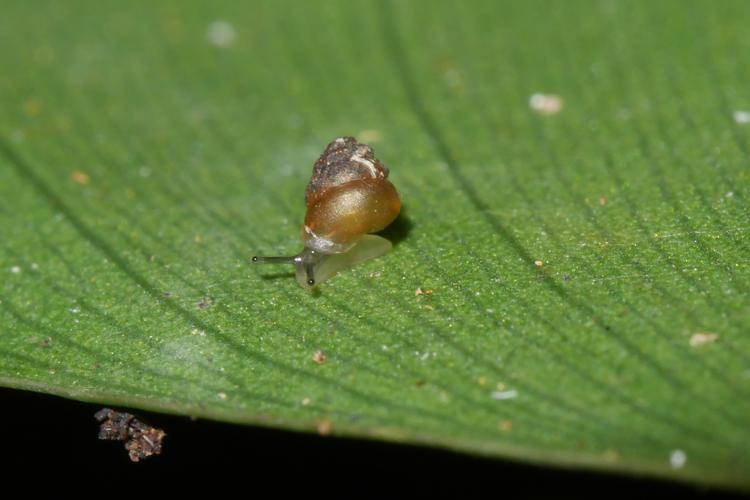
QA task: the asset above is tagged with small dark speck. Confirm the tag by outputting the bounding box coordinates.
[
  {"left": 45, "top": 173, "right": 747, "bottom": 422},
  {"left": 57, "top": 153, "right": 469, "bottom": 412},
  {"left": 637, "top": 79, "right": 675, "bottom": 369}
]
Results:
[
  {"left": 562, "top": 274, "right": 572, "bottom": 282},
  {"left": 162, "top": 292, "right": 173, "bottom": 299},
  {"left": 196, "top": 296, "right": 214, "bottom": 309},
  {"left": 39, "top": 338, "right": 52, "bottom": 348}
]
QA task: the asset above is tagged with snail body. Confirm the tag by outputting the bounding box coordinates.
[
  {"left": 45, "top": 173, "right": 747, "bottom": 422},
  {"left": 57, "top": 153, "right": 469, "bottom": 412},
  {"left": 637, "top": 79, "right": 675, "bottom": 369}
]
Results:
[{"left": 253, "top": 137, "right": 401, "bottom": 288}]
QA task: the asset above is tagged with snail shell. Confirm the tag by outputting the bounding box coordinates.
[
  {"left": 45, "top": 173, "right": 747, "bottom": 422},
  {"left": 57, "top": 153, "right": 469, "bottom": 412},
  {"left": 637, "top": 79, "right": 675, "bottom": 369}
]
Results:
[
  {"left": 302, "top": 137, "right": 401, "bottom": 254},
  {"left": 253, "top": 136, "right": 401, "bottom": 288}
]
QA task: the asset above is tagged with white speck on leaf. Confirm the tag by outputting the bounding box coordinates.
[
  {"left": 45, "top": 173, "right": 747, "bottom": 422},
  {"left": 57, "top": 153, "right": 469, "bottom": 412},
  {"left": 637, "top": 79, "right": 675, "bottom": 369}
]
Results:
[
  {"left": 529, "top": 93, "right": 564, "bottom": 115},
  {"left": 689, "top": 332, "right": 718, "bottom": 347},
  {"left": 10, "top": 266, "right": 21, "bottom": 274},
  {"left": 670, "top": 449, "right": 687, "bottom": 469},
  {"left": 218, "top": 392, "right": 228, "bottom": 400},
  {"left": 207, "top": 21, "right": 236, "bottom": 48},
  {"left": 733, "top": 110, "right": 750, "bottom": 124},
  {"left": 491, "top": 389, "right": 518, "bottom": 400}
]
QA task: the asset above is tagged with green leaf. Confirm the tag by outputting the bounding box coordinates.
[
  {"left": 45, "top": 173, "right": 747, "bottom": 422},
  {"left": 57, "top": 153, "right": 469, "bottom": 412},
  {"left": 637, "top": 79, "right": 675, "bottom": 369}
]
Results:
[{"left": 1, "top": 0, "right": 749, "bottom": 488}]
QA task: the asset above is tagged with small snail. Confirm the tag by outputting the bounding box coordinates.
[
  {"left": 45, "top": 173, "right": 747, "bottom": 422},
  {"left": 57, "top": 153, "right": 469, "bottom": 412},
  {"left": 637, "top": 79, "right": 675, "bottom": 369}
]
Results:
[{"left": 253, "top": 136, "right": 401, "bottom": 288}]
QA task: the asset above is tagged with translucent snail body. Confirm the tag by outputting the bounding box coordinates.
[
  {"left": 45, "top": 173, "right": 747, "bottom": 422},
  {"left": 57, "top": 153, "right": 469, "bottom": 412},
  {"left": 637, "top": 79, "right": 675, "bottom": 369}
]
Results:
[{"left": 253, "top": 137, "right": 401, "bottom": 288}]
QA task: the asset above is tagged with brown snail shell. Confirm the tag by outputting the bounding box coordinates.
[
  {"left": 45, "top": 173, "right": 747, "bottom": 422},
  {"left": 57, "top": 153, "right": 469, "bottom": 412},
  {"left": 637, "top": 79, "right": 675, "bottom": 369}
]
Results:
[{"left": 253, "top": 137, "right": 401, "bottom": 288}]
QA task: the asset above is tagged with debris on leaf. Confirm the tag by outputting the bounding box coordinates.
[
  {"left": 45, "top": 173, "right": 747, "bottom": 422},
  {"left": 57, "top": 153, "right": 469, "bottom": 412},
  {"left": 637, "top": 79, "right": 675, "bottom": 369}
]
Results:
[
  {"left": 733, "top": 110, "right": 750, "bottom": 125},
  {"left": 71, "top": 170, "right": 90, "bottom": 185},
  {"left": 24, "top": 98, "right": 42, "bottom": 117},
  {"left": 196, "top": 296, "right": 214, "bottom": 309},
  {"left": 534, "top": 260, "right": 544, "bottom": 267},
  {"left": 670, "top": 449, "right": 687, "bottom": 469},
  {"left": 491, "top": 389, "right": 518, "bottom": 400},
  {"left": 415, "top": 287, "right": 433, "bottom": 296},
  {"left": 94, "top": 408, "right": 166, "bottom": 462},
  {"left": 602, "top": 448, "right": 620, "bottom": 463},
  {"left": 689, "top": 332, "right": 718, "bottom": 347},
  {"left": 312, "top": 350, "right": 327, "bottom": 365},
  {"left": 206, "top": 20, "right": 236, "bottom": 48},
  {"left": 317, "top": 420, "right": 332, "bottom": 436},
  {"left": 529, "top": 93, "right": 563, "bottom": 115}
]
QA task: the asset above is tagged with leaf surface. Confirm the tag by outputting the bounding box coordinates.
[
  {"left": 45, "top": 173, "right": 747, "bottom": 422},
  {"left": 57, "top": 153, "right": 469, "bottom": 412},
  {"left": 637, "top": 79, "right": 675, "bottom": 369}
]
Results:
[{"left": 1, "top": 0, "right": 749, "bottom": 488}]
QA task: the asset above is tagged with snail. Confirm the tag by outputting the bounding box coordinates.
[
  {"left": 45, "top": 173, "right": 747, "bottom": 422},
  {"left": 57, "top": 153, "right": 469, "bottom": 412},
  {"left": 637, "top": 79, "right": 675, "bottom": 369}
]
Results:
[{"left": 253, "top": 136, "right": 401, "bottom": 288}]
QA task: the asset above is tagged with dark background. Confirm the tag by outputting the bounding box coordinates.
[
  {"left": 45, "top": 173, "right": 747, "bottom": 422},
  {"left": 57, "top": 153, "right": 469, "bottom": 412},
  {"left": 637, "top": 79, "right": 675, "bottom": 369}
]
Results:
[{"left": 1, "top": 387, "right": 746, "bottom": 497}]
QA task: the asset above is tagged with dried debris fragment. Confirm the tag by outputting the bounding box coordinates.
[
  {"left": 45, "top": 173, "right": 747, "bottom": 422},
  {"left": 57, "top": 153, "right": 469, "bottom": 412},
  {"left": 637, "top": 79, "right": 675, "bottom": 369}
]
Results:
[
  {"left": 498, "top": 420, "right": 513, "bottom": 432},
  {"left": 312, "top": 350, "right": 327, "bottom": 365},
  {"left": 689, "top": 332, "right": 718, "bottom": 347},
  {"left": 317, "top": 419, "right": 333, "bottom": 436},
  {"left": 94, "top": 408, "right": 166, "bottom": 462},
  {"left": 196, "top": 296, "right": 214, "bottom": 310},
  {"left": 71, "top": 170, "right": 90, "bottom": 185}
]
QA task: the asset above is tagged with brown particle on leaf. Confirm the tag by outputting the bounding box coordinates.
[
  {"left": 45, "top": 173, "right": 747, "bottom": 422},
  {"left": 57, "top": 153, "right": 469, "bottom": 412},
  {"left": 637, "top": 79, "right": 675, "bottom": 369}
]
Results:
[
  {"left": 599, "top": 196, "right": 609, "bottom": 206},
  {"left": 415, "top": 287, "right": 433, "bottom": 296},
  {"left": 317, "top": 420, "right": 332, "bottom": 436},
  {"left": 24, "top": 98, "right": 43, "bottom": 117},
  {"left": 498, "top": 420, "right": 513, "bottom": 432},
  {"left": 196, "top": 296, "right": 214, "bottom": 310},
  {"left": 71, "top": 170, "right": 90, "bottom": 185},
  {"left": 39, "top": 337, "right": 52, "bottom": 348},
  {"left": 477, "top": 376, "right": 488, "bottom": 386},
  {"left": 534, "top": 260, "right": 544, "bottom": 268},
  {"left": 94, "top": 408, "right": 166, "bottom": 462},
  {"left": 312, "top": 350, "right": 327, "bottom": 365},
  {"left": 602, "top": 448, "right": 620, "bottom": 463}
]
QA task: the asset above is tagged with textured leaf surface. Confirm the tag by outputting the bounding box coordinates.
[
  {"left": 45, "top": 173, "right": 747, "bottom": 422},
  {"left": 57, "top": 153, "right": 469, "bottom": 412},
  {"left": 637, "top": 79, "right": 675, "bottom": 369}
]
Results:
[{"left": 1, "top": 0, "right": 749, "bottom": 488}]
